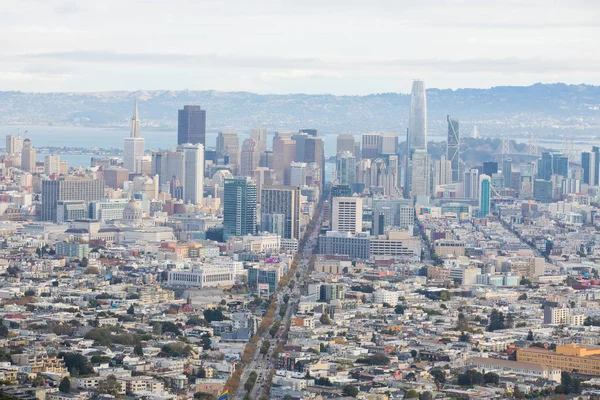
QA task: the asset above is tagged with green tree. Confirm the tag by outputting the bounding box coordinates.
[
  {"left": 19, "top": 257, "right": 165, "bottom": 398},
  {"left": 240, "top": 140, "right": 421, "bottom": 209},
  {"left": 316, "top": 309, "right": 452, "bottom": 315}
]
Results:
[
  {"left": 342, "top": 384, "right": 359, "bottom": 397},
  {"left": 404, "top": 389, "right": 419, "bottom": 399},
  {"left": 457, "top": 369, "right": 483, "bottom": 386},
  {"left": 459, "top": 332, "right": 471, "bottom": 342},
  {"left": 518, "top": 293, "right": 527, "bottom": 300},
  {"left": 203, "top": 308, "right": 225, "bottom": 323},
  {"left": 97, "top": 374, "right": 121, "bottom": 396},
  {"left": 59, "top": 352, "right": 94, "bottom": 376},
  {"left": 419, "top": 392, "right": 433, "bottom": 400},
  {"left": 80, "top": 257, "right": 89, "bottom": 268},
  {"left": 134, "top": 343, "right": 144, "bottom": 356},
  {"left": 0, "top": 324, "right": 9, "bottom": 339},
  {"left": 429, "top": 368, "right": 446, "bottom": 390},
  {"left": 526, "top": 330, "right": 534, "bottom": 341},
  {"left": 127, "top": 304, "right": 135, "bottom": 315},
  {"left": 260, "top": 339, "right": 270, "bottom": 355},
  {"left": 457, "top": 313, "right": 470, "bottom": 331},
  {"left": 58, "top": 377, "right": 71, "bottom": 393},
  {"left": 483, "top": 372, "right": 499, "bottom": 385},
  {"left": 513, "top": 385, "right": 525, "bottom": 399},
  {"left": 405, "top": 372, "right": 416, "bottom": 381},
  {"left": 395, "top": 304, "right": 405, "bottom": 315},
  {"left": 201, "top": 333, "right": 212, "bottom": 350},
  {"left": 319, "top": 313, "right": 331, "bottom": 325},
  {"left": 487, "top": 309, "right": 506, "bottom": 332}
]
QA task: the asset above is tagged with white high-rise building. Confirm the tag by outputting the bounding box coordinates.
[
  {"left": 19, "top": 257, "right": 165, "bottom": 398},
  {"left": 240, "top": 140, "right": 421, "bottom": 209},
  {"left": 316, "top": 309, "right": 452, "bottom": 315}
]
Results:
[
  {"left": 123, "top": 101, "right": 145, "bottom": 174},
  {"left": 332, "top": 197, "right": 363, "bottom": 234},
  {"left": 464, "top": 168, "right": 479, "bottom": 199},
  {"left": 182, "top": 143, "right": 205, "bottom": 204},
  {"left": 6, "top": 134, "right": 23, "bottom": 155},
  {"left": 408, "top": 80, "right": 427, "bottom": 151},
  {"left": 434, "top": 155, "right": 452, "bottom": 187},
  {"left": 44, "top": 154, "right": 61, "bottom": 175},
  {"left": 289, "top": 162, "right": 307, "bottom": 186},
  {"left": 411, "top": 149, "right": 429, "bottom": 197}
]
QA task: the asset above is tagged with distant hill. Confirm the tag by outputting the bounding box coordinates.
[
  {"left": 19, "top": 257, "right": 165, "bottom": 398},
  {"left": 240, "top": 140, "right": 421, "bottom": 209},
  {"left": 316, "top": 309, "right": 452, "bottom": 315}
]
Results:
[{"left": 1, "top": 83, "right": 600, "bottom": 140}]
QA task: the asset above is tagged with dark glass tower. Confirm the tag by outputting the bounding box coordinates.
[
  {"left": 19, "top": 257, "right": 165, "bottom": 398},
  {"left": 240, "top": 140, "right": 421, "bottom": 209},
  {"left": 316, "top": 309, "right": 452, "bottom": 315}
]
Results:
[
  {"left": 178, "top": 105, "right": 206, "bottom": 146},
  {"left": 447, "top": 115, "right": 460, "bottom": 182}
]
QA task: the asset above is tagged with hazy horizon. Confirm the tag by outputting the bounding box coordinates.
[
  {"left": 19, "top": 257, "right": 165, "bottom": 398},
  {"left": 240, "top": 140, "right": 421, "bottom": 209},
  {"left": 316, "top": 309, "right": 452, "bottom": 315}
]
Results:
[{"left": 3, "top": 0, "right": 599, "bottom": 94}]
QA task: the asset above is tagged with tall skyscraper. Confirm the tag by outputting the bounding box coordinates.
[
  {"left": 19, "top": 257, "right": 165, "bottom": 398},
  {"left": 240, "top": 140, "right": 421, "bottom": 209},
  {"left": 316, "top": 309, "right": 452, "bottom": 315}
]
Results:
[
  {"left": 336, "top": 151, "right": 356, "bottom": 186},
  {"left": 21, "top": 138, "right": 36, "bottom": 172},
  {"left": 502, "top": 158, "right": 513, "bottom": 189},
  {"left": 464, "top": 168, "right": 479, "bottom": 199},
  {"left": 305, "top": 137, "right": 325, "bottom": 187},
  {"left": 337, "top": 134, "right": 355, "bottom": 155},
  {"left": 216, "top": 131, "right": 240, "bottom": 174},
  {"left": 299, "top": 128, "right": 318, "bottom": 137},
  {"left": 44, "top": 154, "right": 60, "bottom": 176},
  {"left": 411, "top": 149, "right": 429, "bottom": 197},
  {"left": 151, "top": 149, "right": 184, "bottom": 187},
  {"left": 41, "top": 177, "right": 105, "bottom": 222},
  {"left": 433, "top": 155, "right": 452, "bottom": 187},
  {"left": 250, "top": 128, "right": 268, "bottom": 155},
  {"left": 361, "top": 133, "right": 380, "bottom": 159},
  {"left": 537, "top": 152, "right": 553, "bottom": 180},
  {"left": 408, "top": 80, "right": 427, "bottom": 151},
  {"left": 224, "top": 177, "right": 257, "bottom": 238},
  {"left": 178, "top": 105, "right": 206, "bottom": 146},
  {"left": 272, "top": 138, "right": 296, "bottom": 185},
  {"left": 182, "top": 143, "right": 205, "bottom": 205},
  {"left": 124, "top": 101, "right": 145, "bottom": 174},
  {"left": 6, "top": 134, "right": 23, "bottom": 155},
  {"left": 447, "top": 115, "right": 460, "bottom": 182},
  {"left": 261, "top": 185, "right": 301, "bottom": 239},
  {"left": 332, "top": 197, "right": 363, "bottom": 234},
  {"left": 582, "top": 151, "right": 596, "bottom": 185},
  {"left": 240, "top": 138, "right": 259, "bottom": 177},
  {"left": 479, "top": 174, "right": 491, "bottom": 217}
]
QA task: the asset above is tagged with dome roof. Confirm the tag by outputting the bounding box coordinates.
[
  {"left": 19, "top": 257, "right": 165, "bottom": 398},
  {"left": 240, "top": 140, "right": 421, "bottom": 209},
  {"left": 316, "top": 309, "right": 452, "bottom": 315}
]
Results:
[{"left": 123, "top": 198, "right": 142, "bottom": 222}]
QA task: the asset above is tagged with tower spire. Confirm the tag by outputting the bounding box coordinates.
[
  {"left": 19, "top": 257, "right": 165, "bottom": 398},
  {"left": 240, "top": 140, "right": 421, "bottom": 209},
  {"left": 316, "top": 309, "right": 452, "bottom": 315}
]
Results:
[{"left": 130, "top": 100, "right": 141, "bottom": 138}]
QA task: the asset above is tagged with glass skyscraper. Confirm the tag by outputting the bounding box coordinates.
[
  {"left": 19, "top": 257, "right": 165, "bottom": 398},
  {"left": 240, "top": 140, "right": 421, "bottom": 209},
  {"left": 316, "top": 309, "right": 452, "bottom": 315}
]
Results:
[
  {"left": 479, "top": 174, "right": 491, "bottom": 217},
  {"left": 178, "top": 105, "right": 206, "bottom": 146},
  {"left": 223, "top": 177, "right": 257, "bottom": 238}
]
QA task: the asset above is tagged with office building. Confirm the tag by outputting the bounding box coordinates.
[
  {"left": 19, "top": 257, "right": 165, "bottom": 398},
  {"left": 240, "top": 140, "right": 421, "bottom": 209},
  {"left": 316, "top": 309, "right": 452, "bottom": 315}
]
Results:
[
  {"left": 299, "top": 128, "right": 317, "bottom": 137},
  {"left": 552, "top": 153, "right": 569, "bottom": 177},
  {"left": 223, "top": 177, "right": 257, "bottom": 238},
  {"left": 479, "top": 174, "right": 491, "bottom": 217},
  {"left": 502, "top": 158, "right": 512, "bottom": 188},
  {"left": 181, "top": 144, "right": 204, "bottom": 205},
  {"left": 216, "top": 131, "right": 239, "bottom": 173},
  {"left": 151, "top": 149, "right": 184, "bottom": 187},
  {"left": 248, "top": 266, "right": 281, "bottom": 294},
  {"left": 89, "top": 198, "right": 130, "bottom": 221},
  {"left": 240, "top": 138, "right": 259, "bottom": 177},
  {"left": 167, "top": 267, "right": 235, "bottom": 288},
  {"left": 483, "top": 161, "right": 498, "bottom": 176},
  {"left": 304, "top": 137, "right": 325, "bottom": 186},
  {"left": 447, "top": 115, "right": 460, "bottom": 182},
  {"left": 272, "top": 138, "right": 296, "bottom": 185},
  {"left": 464, "top": 169, "right": 479, "bottom": 199},
  {"left": 332, "top": 197, "right": 363, "bottom": 234},
  {"left": 408, "top": 80, "right": 427, "bottom": 151},
  {"left": 336, "top": 134, "right": 355, "bottom": 155},
  {"left": 433, "top": 155, "right": 452, "bottom": 187},
  {"left": 56, "top": 200, "right": 88, "bottom": 223},
  {"left": 6, "top": 134, "right": 23, "bottom": 155},
  {"left": 250, "top": 128, "right": 268, "bottom": 155},
  {"left": 261, "top": 185, "right": 301, "bottom": 239},
  {"left": 177, "top": 105, "right": 206, "bottom": 146},
  {"left": 533, "top": 179, "right": 553, "bottom": 203},
  {"left": 373, "top": 199, "right": 414, "bottom": 234},
  {"left": 361, "top": 133, "right": 380, "bottom": 159},
  {"left": 21, "top": 139, "right": 36, "bottom": 173},
  {"left": 41, "top": 178, "right": 104, "bottom": 222},
  {"left": 543, "top": 305, "right": 584, "bottom": 325},
  {"left": 104, "top": 167, "right": 130, "bottom": 190},
  {"left": 336, "top": 151, "right": 356, "bottom": 186},
  {"left": 253, "top": 167, "right": 275, "bottom": 200},
  {"left": 44, "top": 154, "right": 60, "bottom": 176},
  {"left": 582, "top": 151, "right": 596, "bottom": 185},
  {"left": 289, "top": 162, "right": 307, "bottom": 186},
  {"left": 123, "top": 101, "right": 145, "bottom": 174},
  {"left": 317, "top": 231, "right": 371, "bottom": 260},
  {"left": 378, "top": 132, "right": 398, "bottom": 155},
  {"left": 411, "top": 149, "right": 429, "bottom": 197}
]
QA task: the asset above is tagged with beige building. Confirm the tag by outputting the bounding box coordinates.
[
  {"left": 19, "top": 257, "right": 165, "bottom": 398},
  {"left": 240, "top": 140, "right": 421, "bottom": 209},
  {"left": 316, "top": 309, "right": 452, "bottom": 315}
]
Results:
[{"left": 332, "top": 197, "right": 362, "bottom": 234}]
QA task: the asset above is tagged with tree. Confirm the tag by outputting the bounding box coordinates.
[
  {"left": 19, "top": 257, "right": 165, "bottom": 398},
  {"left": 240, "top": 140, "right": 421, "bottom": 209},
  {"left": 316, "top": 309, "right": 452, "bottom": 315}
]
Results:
[
  {"left": 342, "top": 385, "right": 359, "bottom": 397},
  {"left": 134, "top": 343, "right": 144, "bottom": 356},
  {"left": 419, "top": 392, "right": 433, "bottom": 400},
  {"left": 483, "top": 372, "right": 499, "bottom": 385},
  {"left": 526, "top": 330, "right": 534, "bottom": 341},
  {"left": 24, "top": 290, "right": 35, "bottom": 297},
  {"left": 59, "top": 352, "right": 95, "bottom": 376},
  {"left": 487, "top": 309, "right": 506, "bottom": 332},
  {"left": 404, "top": 389, "right": 419, "bottom": 399},
  {"left": 513, "top": 385, "right": 525, "bottom": 399},
  {"left": 80, "top": 257, "right": 89, "bottom": 268},
  {"left": 405, "top": 372, "right": 416, "bottom": 381},
  {"left": 201, "top": 333, "right": 212, "bottom": 350},
  {"left": 58, "top": 377, "right": 71, "bottom": 393},
  {"left": 395, "top": 304, "right": 405, "bottom": 315},
  {"left": 314, "top": 377, "right": 332, "bottom": 386},
  {"left": 555, "top": 371, "right": 581, "bottom": 395},
  {"left": 319, "top": 313, "right": 331, "bottom": 325},
  {"left": 97, "top": 374, "right": 121, "bottom": 396},
  {"left": 518, "top": 293, "right": 528, "bottom": 300},
  {"left": 84, "top": 266, "right": 99, "bottom": 274},
  {"left": 457, "top": 313, "right": 469, "bottom": 332},
  {"left": 260, "top": 339, "right": 270, "bottom": 355},
  {"left": 203, "top": 308, "right": 225, "bottom": 323},
  {"left": 410, "top": 350, "right": 418, "bottom": 358},
  {"left": 459, "top": 332, "right": 471, "bottom": 342},
  {"left": 458, "top": 369, "right": 483, "bottom": 386},
  {"left": 505, "top": 313, "right": 515, "bottom": 329},
  {"left": 429, "top": 368, "right": 446, "bottom": 390},
  {"left": 0, "top": 324, "right": 9, "bottom": 339},
  {"left": 127, "top": 304, "right": 135, "bottom": 315},
  {"left": 319, "top": 343, "right": 326, "bottom": 353}
]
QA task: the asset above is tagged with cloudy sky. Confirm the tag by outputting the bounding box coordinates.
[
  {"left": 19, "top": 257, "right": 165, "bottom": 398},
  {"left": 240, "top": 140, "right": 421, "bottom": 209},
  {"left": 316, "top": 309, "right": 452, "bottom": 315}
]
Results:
[{"left": 2, "top": 0, "right": 599, "bottom": 94}]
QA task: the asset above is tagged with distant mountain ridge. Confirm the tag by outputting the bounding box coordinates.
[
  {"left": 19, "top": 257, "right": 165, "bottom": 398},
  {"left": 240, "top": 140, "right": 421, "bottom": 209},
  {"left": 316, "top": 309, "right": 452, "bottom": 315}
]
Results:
[{"left": 1, "top": 83, "right": 599, "bottom": 138}]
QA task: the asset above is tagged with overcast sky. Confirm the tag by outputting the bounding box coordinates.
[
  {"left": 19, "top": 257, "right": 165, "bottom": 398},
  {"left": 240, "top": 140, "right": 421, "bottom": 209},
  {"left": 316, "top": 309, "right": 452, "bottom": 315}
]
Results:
[{"left": 2, "top": 0, "right": 599, "bottom": 94}]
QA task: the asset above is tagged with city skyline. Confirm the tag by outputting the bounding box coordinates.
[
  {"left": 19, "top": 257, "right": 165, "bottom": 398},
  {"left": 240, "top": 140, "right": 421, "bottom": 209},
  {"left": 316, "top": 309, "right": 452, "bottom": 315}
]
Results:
[{"left": 2, "top": 1, "right": 600, "bottom": 94}]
